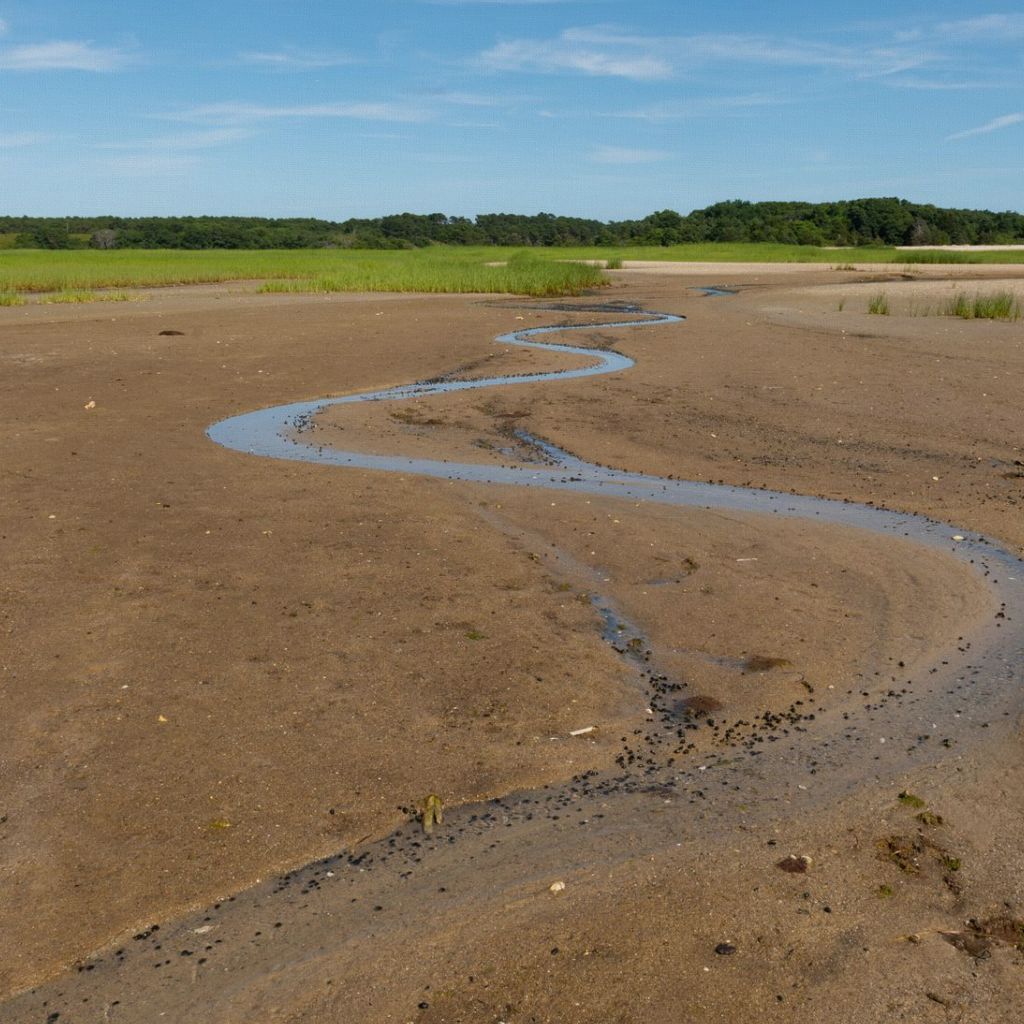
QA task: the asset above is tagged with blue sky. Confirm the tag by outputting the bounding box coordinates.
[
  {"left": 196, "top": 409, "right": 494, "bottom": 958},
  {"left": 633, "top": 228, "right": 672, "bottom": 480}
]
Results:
[{"left": 1, "top": 1, "right": 1022, "bottom": 218}]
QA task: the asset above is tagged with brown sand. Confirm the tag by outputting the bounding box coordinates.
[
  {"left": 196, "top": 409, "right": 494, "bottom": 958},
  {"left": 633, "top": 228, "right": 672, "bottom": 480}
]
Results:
[{"left": 1, "top": 266, "right": 1022, "bottom": 1020}]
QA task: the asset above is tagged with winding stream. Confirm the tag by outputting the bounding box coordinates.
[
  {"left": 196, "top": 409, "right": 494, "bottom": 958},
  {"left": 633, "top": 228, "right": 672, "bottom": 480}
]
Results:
[{"left": 7, "top": 298, "right": 1023, "bottom": 1021}]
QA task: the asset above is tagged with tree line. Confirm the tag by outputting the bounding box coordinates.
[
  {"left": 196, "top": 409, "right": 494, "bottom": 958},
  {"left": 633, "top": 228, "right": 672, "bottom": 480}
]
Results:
[{"left": 2, "top": 198, "right": 1022, "bottom": 250}]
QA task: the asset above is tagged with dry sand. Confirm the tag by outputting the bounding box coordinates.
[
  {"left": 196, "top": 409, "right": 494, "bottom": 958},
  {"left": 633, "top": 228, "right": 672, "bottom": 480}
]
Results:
[{"left": 1, "top": 264, "right": 1022, "bottom": 1021}]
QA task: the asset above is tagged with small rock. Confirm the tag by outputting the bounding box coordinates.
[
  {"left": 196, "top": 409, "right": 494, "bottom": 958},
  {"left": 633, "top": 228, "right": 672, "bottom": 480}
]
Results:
[
  {"left": 714, "top": 942, "right": 737, "bottom": 956},
  {"left": 84, "top": 400, "right": 96, "bottom": 410},
  {"left": 549, "top": 881, "right": 566, "bottom": 893},
  {"left": 158, "top": 330, "right": 185, "bottom": 336}
]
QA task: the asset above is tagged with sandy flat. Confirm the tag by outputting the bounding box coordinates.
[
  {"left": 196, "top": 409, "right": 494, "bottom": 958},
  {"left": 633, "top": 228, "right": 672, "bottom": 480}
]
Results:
[{"left": 1, "top": 265, "right": 1022, "bottom": 1022}]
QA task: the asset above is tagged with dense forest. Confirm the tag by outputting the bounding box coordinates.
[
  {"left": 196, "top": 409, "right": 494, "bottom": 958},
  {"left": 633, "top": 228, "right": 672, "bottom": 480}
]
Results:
[{"left": 2, "top": 198, "right": 1023, "bottom": 250}]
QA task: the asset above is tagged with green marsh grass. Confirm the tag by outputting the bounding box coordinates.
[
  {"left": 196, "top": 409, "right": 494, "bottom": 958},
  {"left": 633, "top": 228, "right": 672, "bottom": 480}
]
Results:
[
  {"left": 900, "top": 250, "right": 983, "bottom": 264},
  {"left": 868, "top": 293, "right": 891, "bottom": 315},
  {"left": 544, "top": 243, "right": 1024, "bottom": 265},
  {"left": 2, "top": 244, "right": 1022, "bottom": 300},
  {"left": 0, "top": 292, "right": 25, "bottom": 306},
  {"left": 257, "top": 252, "right": 605, "bottom": 297},
  {"left": 0, "top": 248, "right": 605, "bottom": 297}
]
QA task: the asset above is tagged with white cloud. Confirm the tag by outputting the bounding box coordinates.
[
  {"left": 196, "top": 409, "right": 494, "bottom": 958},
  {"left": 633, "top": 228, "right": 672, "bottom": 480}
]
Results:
[
  {"left": 591, "top": 145, "right": 668, "bottom": 164},
  {"left": 420, "top": 90, "right": 507, "bottom": 107},
  {"left": 946, "top": 112, "right": 1024, "bottom": 141},
  {"left": 95, "top": 153, "right": 199, "bottom": 176},
  {"left": 238, "top": 48, "right": 357, "bottom": 70},
  {"left": 478, "top": 27, "right": 931, "bottom": 81},
  {"left": 426, "top": 1, "right": 591, "bottom": 5},
  {"left": 480, "top": 37, "right": 672, "bottom": 80},
  {"left": 0, "top": 40, "right": 133, "bottom": 72},
  {"left": 881, "top": 77, "right": 1000, "bottom": 91},
  {"left": 612, "top": 93, "right": 778, "bottom": 122},
  {"left": 96, "top": 128, "right": 255, "bottom": 151},
  {"left": 0, "top": 131, "right": 53, "bottom": 148},
  {"left": 935, "top": 14, "right": 1024, "bottom": 39},
  {"left": 162, "top": 101, "right": 430, "bottom": 125}
]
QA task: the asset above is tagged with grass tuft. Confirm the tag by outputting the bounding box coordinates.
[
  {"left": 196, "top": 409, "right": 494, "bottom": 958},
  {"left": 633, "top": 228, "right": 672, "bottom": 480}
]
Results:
[
  {"left": 0, "top": 291, "right": 26, "bottom": 306},
  {"left": 897, "top": 791, "right": 926, "bottom": 809},
  {"left": 40, "top": 290, "right": 142, "bottom": 304},
  {"left": 868, "top": 293, "right": 890, "bottom": 315},
  {"left": 941, "top": 290, "right": 1021, "bottom": 321}
]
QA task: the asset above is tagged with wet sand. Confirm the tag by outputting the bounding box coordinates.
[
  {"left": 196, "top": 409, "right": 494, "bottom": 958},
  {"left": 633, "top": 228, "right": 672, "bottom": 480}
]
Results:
[{"left": 1, "top": 265, "right": 1023, "bottom": 1021}]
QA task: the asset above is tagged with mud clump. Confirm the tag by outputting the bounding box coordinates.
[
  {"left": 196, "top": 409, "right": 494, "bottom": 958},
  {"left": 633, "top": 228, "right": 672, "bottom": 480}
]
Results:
[
  {"left": 941, "top": 916, "right": 1024, "bottom": 959},
  {"left": 743, "top": 655, "right": 792, "bottom": 673},
  {"left": 776, "top": 854, "right": 813, "bottom": 874},
  {"left": 678, "top": 695, "right": 724, "bottom": 718}
]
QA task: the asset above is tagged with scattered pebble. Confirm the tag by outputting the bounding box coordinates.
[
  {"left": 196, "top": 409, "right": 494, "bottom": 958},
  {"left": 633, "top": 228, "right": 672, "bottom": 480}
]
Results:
[{"left": 549, "top": 881, "right": 566, "bottom": 893}]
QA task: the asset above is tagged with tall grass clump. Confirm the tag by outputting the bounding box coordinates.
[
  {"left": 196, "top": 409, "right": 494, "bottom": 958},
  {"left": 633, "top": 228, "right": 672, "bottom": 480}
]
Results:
[
  {"left": 605, "top": 256, "right": 624, "bottom": 270},
  {"left": 0, "top": 292, "right": 25, "bottom": 306},
  {"left": 868, "top": 293, "right": 890, "bottom": 315},
  {"left": 942, "top": 291, "right": 1021, "bottom": 321}
]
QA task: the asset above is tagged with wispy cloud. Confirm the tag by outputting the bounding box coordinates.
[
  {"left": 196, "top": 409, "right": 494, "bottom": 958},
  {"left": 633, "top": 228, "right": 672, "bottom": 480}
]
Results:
[
  {"left": 94, "top": 153, "right": 199, "bottom": 176},
  {"left": 0, "top": 40, "right": 134, "bottom": 72},
  {"left": 426, "top": 1, "right": 593, "bottom": 5},
  {"left": 880, "top": 76, "right": 1000, "bottom": 91},
  {"left": 0, "top": 131, "right": 54, "bottom": 148},
  {"left": 162, "top": 101, "right": 430, "bottom": 125},
  {"left": 480, "top": 35, "right": 672, "bottom": 80},
  {"left": 237, "top": 48, "right": 358, "bottom": 70},
  {"left": 96, "top": 128, "right": 255, "bottom": 151},
  {"left": 612, "top": 92, "right": 778, "bottom": 122},
  {"left": 478, "top": 27, "right": 931, "bottom": 81},
  {"left": 947, "top": 113, "right": 1024, "bottom": 141},
  {"left": 591, "top": 145, "right": 668, "bottom": 164},
  {"left": 417, "top": 89, "right": 508, "bottom": 107},
  {"left": 935, "top": 14, "right": 1024, "bottom": 40}
]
